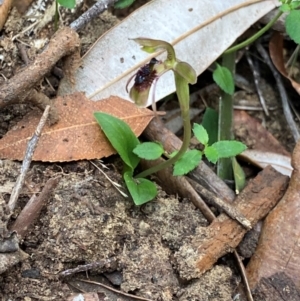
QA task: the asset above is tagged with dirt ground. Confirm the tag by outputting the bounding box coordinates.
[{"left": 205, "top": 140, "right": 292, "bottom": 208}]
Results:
[{"left": 0, "top": 1, "right": 297, "bottom": 301}]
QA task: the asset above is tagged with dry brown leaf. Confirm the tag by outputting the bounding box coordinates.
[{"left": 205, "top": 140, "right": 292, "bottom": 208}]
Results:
[
  {"left": 0, "top": 93, "right": 154, "bottom": 162},
  {"left": 234, "top": 110, "right": 290, "bottom": 156},
  {"left": 246, "top": 140, "right": 300, "bottom": 290},
  {"left": 269, "top": 32, "right": 300, "bottom": 95}
]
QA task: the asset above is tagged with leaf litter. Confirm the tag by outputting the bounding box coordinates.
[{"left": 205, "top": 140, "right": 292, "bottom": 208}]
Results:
[
  {"left": 1, "top": 0, "right": 300, "bottom": 300},
  {"left": 0, "top": 93, "right": 154, "bottom": 162}
]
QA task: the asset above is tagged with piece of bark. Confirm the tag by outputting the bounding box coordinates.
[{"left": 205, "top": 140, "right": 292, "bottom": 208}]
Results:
[
  {"left": 174, "top": 165, "right": 288, "bottom": 280},
  {"left": 187, "top": 177, "right": 251, "bottom": 230},
  {"left": 252, "top": 272, "right": 300, "bottom": 301},
  {"left": 0, "top": 0, "right": 12, "bottom": 30},
  {"left": 143, "top": 118, "right": 235, "bottom": 201},
  {"left": 0, "top": 26, "right": 80, "bottom": 109},
  {"left": 246, "top": 140, "right": 300, "bottom": 290}
]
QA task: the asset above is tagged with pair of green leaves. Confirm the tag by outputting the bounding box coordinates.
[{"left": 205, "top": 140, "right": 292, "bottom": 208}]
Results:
[
  {"left": 133, "top": 123, "right": 246, "bottom": 176},
  {"left": 94, "top": 112, "right": 157, "bottom": 206},
  {"left": 94, "top": 111, "right": 246, "bottom": 205}
]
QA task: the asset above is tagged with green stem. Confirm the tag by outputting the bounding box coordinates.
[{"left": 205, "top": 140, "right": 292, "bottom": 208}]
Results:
[
  {"left": 135, "top": 75, "right": 191, "bottom": 179},
  {"left": 224, "top": 10, "right": 283, "bottom": 55},
  {"left": 217, "top": 51, "right": 236, "bottom": 180}
]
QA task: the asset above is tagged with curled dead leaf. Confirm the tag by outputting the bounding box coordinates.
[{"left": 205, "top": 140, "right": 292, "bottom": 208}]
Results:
[{"left": 269, "top": 32, "right": 300, "bottom": 95}]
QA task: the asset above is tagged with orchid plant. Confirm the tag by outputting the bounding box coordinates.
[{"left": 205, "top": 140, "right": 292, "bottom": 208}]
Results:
[{"left": 95, "top": 38, "right": 246, "bottom": 205}]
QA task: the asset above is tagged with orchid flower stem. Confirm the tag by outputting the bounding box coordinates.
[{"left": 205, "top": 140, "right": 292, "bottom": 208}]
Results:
[
  {"left": 217, "top": 51, "right": 236, "bottom": 180},
  {"left": 224, "top": 10, "right": 283, "bottom": 55},
  {"left": 135, "top": 75, "right": 191, "bottom": 179}
]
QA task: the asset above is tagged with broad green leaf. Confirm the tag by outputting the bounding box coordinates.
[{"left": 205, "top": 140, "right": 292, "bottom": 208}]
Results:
[
  {"left": 232, "top": 157, "right": 246, "bottom": 194},
  {"left": 204, "top": 145, "right": 219, "bottom": 164},
  {"left": 173, "top": 149, "right": 202, "bottom": 176},
  {"left": 193, "top": 123, "right": 209, "bottom": 145},
  {"left": 213, "top": 63, "right": 235, "bottom": 95},
  {"left": 202, "top": 108, "right": 218, "bottom": 145},
  {"left": 133, "top": 142, "right": 164, "bottom": 160},
  {"left": 114, "top": 0, "right": 135, "bottom": 9},
  {"left": 285, "top": 10, "right": 300, "bottom": 44},
  {"left": 57, "top": 0, "right": 76, "bottom": 8},
  {"left": 94, "top": 112, "right": 140, "bottom": 169},
  {"left": 211, "top": 140, "right": 247, "bottom": 159},
  {"left": 124, "top": 171, "right": 157, "bottom": 205},
  {"left": 173, "top": 61, "right": 197, "bottom": 84}
]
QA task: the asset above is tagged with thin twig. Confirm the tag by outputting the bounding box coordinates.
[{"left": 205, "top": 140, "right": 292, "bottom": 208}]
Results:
[
  {"left": 233, "top": 250, "right": 254, "bottom": 301},
  {"left": 78, "top": 279, "right": 154, "bottom": 301},
  {"left": 8, "top": 105, "right": 50, "bottom": 211},
  {"left": 245, "top": 51, "right": 269, "bottom": 116},
  {"left": 256, "top": 42, "right": 300, "bottom": 142},
  {"left": 89, "top": 160, "right": 128, "bottom": 197},
  {"left": 187, "top": 178, "right": 252, "bottom": 230},
  {"left": 60, "top": 258, "right": 115, "bottom": 277},
  {"left": 70, "top": 0, "right": 119, "bottom": 32}
]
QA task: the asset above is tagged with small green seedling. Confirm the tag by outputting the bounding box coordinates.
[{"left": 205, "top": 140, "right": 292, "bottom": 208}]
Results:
[
  {"left": 95, "top": 39, "right": 246, "bottom": 205},
  {"left": 56, "top": 0, "right": 75, "bottom": 8},
  {"left": 114, "top": 0, "right": 136, "bottom": 9},
  {"left": 54, "top": 0, "right": 76, "bottom": 30}
]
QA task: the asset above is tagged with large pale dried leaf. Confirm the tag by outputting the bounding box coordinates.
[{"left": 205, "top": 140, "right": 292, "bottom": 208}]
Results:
[
  {"left": 0, "top": 93, "right": 154, "bottom": 162},
  {"left": 58, "top": 0, "right": 279, "bottom": 106},
  {"left": 246, "top": 140, "right": 300, "bottom": 290},
  {"left": 240, "top": 150, "right": 292, "bottom": 176},
  {"left": 269, "top": 32, "right": 300, "bottom": 95}
]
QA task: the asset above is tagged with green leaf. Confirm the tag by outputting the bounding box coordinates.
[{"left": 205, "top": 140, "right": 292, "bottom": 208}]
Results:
[
  {"left": 173, "top": 150, "right": 202, "bottom": 176},
  {"left": 193, "top": 123, "right": 209, "bottom": 145},
  {"left": 285, "top": 10, "right": 300, "bottom": 44},
  {"left": 202, "top": 108, "right": 218, "bottom": 145},
  {"left": 56, "top": 0, "right": 76, "bottom": 8},
  {"left": 204, "top": 145, "right": 219, "bottom": 164},
  {"left": 290, "top": 1, "right": 300, "bottom": 9},
  {"left": 213, "top": 63, "right": 235, "bottom": 95},
  {"left": 173, "top": 61, "right": 197, "bottom": 84},
  {"left": 114, "top": 0, "right": 135, "bottom": 9},
  {"left": 280, "top": 3, "right": 292, "bottom": 11},
  {"left": 94, "top": 112, "right": 140, "bottom": 169},
  {"left": 133, "top": 142, "right": 164, "bottom": 160},
  {"left": 211, "top": 140, "right": 247, "bottom": 159},
  {"left": 124, "top": 171, "right": 157, "bottom": 205},
  {"left": 232, "top": 157, "right": 246, "bottom": 194}
]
